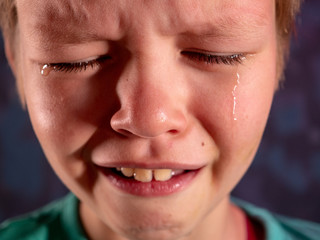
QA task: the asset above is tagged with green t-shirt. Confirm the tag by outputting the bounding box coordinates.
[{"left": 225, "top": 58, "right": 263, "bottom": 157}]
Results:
[
  {"left": 233, "top": 198, "right": 320, "bottom": 240},
  {"left": 0, "top": 194, "right": 87, "bottom": 240},
  {"left": 1, "top": 193, "right": 320, "bottom": 239}
]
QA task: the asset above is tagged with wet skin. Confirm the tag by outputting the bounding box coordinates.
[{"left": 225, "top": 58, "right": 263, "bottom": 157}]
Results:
[{"left": 8, "top": 0, "right": 277, "bottom": 239}]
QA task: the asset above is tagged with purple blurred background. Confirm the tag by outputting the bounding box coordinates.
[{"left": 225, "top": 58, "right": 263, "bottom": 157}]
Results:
[{"left": 1, "top": 0, "right": 320, "bottom": 223}]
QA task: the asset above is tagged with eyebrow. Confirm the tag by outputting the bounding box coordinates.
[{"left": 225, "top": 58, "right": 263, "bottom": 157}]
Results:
[
  {"left": 179, "top": 11, "right": 269, "bottom": 41},
  {"left": 34, "top": 21, "right": 267, "bottom": 53},
  {"left": 29, "top": 3, "right": 269, "bottom": 52},
  {"left": 25, "top": 6, "right": 109, "bottom": 52},
  {"left": 29, "top": 21, "right": 104, "bottom": 48}
]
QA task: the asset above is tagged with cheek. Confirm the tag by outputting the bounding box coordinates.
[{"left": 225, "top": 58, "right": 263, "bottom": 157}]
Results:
[
  {"left": 190, "top": 51, "right": 277, "bottom": 172},
  {"left": 234, "top": 52, "right": 278, "bottom": 153},
  {"left": 21, "top": 71, "right": 117, "bottom": 195},
  {"left": 23, "top": 70, "right": 115, "bottom": 157}
]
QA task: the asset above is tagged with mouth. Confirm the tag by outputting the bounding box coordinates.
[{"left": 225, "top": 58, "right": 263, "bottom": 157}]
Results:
[
  {"left": 115, "top": 167, "right": 185, "bottom": 182},
  {"left": 96, "top": 166, "right": 202, "bottom": 197}
]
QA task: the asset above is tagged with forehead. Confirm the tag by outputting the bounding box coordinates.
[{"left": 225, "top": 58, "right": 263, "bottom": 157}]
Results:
[{"left": 16, "top": 0, "right": 274, "bottom": 49}]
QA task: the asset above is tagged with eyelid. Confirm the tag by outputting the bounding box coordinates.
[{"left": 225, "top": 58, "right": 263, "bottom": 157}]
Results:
[
  {"left": 42, "top": 55, "right": 112, "bottom": 73},
  {"left": 181, "top": 50, "right": 246, "bottom": 65}
]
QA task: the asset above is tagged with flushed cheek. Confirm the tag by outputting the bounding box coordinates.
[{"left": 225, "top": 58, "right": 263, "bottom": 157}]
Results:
[
  {"left": 24, "top": 74, "right": 111, "bottom": 157},
  {"left": 214, "top": 73, "right": 276, "bottom": 191},
  {"left": 27, "top": 102, "right": 100, "bottom": 200},
  {"left": 233, "top": 66, "right": 276, "bottom": 146},
  {"left": 190, "top": 62, "right": 276, "bottom": 179},
  {"left": 23, "top": 68, "right": 125, "bottom": 189},
  {"left": 27, "top": 95, "right": 91, "bottom": 156}
]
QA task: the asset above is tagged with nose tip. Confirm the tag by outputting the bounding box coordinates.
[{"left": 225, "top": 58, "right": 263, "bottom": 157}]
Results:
[{"left": 110, "top": 104, "right": 187, "bottom": 138}]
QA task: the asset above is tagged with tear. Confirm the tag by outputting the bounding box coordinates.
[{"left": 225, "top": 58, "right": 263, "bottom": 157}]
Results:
[
  {"left": 40, "top": 64, "right": 53, "bottom": 76},
  {"left": 232, "top": 73, "right": 240, "bottom": 121}
]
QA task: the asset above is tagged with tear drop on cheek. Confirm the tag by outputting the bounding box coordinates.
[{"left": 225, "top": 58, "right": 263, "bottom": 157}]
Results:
[
  {"left": 232, "top": 73, "right": 240, "bottom": 121},
  {"left": 40, "top": 64, "right": 53, "bottom": 76}
]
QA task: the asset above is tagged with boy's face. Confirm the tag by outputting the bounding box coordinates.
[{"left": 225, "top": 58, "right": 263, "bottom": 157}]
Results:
[{"left": 13, "top": 0, "right": 277, "bottom": 239}]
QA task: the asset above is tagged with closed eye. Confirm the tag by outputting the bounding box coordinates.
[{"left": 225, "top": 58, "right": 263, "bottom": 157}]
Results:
[
  {"left": 181, "top": 51, "right": 245, "bottom": 65},
  {"left": 45, "top": 55, "right": 112, "bottom": 73},
  {"left": 44, "top": 52, "right": 244, "bottom": 74}
]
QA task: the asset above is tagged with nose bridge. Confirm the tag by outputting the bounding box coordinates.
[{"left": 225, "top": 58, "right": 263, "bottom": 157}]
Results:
[
  {"left": 130, "top": 78, "right": 173, "bottom": 134},
  {"left": 110, "top": 45, "right": 187, "bottom": 138},
  {"left": 133, "top": 49, "right": 172, "bottom": 108},
  {"left": 131, "top": 69, "right": 173, "bottom": 124}
]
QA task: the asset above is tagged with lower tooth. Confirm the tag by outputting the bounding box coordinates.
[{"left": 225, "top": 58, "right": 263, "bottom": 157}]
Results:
[
  {"left": 134, "top": 168, "right": 153, "bottom": 182},
  {"left": 154, "top": 169, "right": 173, "bottom": 181}
]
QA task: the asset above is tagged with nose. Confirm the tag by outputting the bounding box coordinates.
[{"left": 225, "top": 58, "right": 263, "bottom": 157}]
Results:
[{"left": 110, "top": 59, "right": 187, "bottom": 138}]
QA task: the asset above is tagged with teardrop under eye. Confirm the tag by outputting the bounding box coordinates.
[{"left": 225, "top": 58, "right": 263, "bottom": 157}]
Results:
[{"left": 40, "top": 64, "right": 52, "bottom": 76}]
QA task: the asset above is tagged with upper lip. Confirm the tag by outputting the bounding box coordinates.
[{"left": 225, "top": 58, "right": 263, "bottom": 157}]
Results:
[{"left": 93, "top": 161, "right": 206, "bottom": 170}]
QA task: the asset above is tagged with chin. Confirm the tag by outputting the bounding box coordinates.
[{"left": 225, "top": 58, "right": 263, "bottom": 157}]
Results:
[
  {"left": 110, "top": 207, "right": 195, "bottom": 240},
  {"left": 119, "top": 224, "right": 190, "bottom": 240}
]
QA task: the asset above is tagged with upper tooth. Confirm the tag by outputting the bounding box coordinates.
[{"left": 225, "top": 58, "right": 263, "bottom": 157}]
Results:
[
  {"left": 121, "top": 167, "right": 134, "bottom": 177},
  {"left": 134, "top": 168, "right": 153, "bottom": 182},
  {"left": 117, "top": 167, "right": 177, "bottom": 182},
  {"left": 154, "top": 169, "right": 173, "bottom": 181}
]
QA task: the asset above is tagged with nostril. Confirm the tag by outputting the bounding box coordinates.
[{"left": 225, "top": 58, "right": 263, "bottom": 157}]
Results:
[
  {"left": 117, "top": 129, "right": 133, "bottom": 137},
  {"left": 169, "top": 129, "right": 179, "bottom": 134},
  {"left": 110, "top": 103, "right": 187, "bottom": 138}
]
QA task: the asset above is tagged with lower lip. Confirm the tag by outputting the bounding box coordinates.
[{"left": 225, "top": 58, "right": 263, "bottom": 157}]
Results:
[{"left": 97, "top": 167, "right": 201, "bottom": 197}]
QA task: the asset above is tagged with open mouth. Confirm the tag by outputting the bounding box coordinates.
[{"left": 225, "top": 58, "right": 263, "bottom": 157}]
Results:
[
  {"left": 113, "top": 167, "right": 186, "bottom": 182},
  {"left": 97, "top": 166, "right": 202, "bottom": 197}
]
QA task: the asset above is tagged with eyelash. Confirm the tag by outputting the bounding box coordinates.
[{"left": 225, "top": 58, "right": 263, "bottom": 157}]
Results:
[
  {"left": 47, "top": 55, "right": 111, "bottom": 73},
  {"left": 45, "top": 52, "right": 244, "bottom": 74},
  {"left": 181, "top": 51, "right": 245, "bottom": 65}
]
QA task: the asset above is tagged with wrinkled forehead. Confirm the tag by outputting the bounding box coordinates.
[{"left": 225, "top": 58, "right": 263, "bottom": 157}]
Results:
[{"left": 16, "top": 0, "right": 274, "bottom": 48}]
